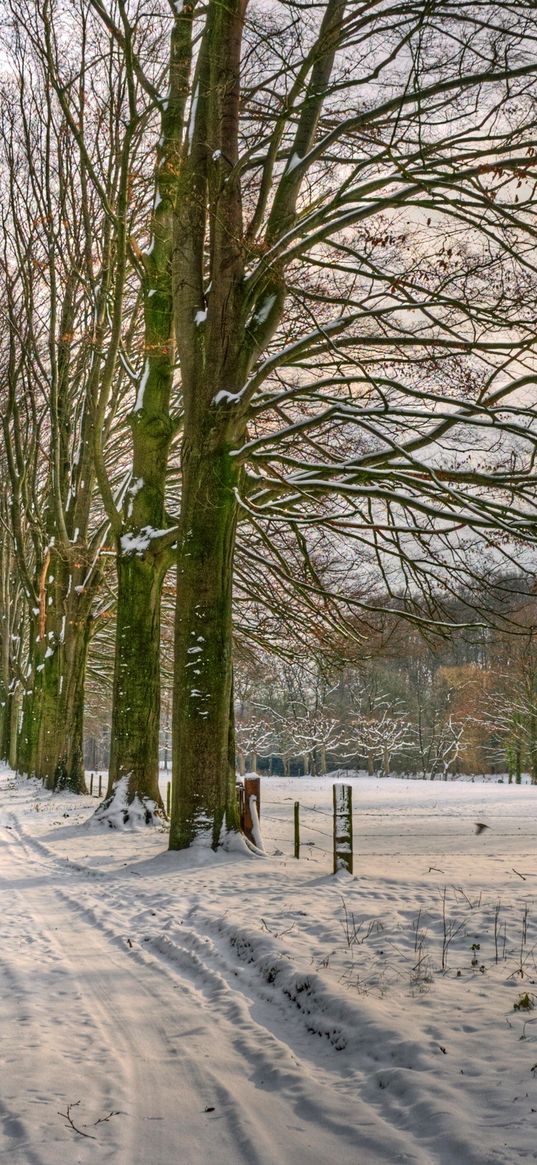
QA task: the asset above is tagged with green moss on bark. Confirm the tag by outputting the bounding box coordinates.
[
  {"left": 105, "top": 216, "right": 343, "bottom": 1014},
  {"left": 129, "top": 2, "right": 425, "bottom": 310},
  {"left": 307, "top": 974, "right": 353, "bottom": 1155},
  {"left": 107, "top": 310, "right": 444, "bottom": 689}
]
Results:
[
  {"left": 108, "top": 552, "right": 166, "bottom": 810},
  {"left": 170, "top": 439, "right": 241, "bottom": 849}
]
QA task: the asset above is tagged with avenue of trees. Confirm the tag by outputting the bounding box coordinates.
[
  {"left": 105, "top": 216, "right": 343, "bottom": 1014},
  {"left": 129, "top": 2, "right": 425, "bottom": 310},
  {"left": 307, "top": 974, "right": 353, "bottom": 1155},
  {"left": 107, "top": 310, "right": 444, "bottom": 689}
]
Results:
[{"left": 0, "top": 0, "right": 537, "bottom": 848}]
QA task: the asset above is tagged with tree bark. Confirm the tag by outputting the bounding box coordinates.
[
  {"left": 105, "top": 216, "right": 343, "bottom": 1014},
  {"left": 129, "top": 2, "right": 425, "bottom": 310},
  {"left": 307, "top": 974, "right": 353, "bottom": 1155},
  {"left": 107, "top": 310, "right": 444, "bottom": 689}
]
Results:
[
  {"left": 170, "top": 439, "right": 241, "bottom": 848},
  {"left": 108, "top": 552, "right": 166, "bottom": 810},
  {"left": 8, "top": 687, "right": 19, "bottom": 771},
  {"left": 102, "top": 4, "right": 182, "bottom": 810},
  {"left": 38, "top": 617, "right": 90, "bottom": 794}
]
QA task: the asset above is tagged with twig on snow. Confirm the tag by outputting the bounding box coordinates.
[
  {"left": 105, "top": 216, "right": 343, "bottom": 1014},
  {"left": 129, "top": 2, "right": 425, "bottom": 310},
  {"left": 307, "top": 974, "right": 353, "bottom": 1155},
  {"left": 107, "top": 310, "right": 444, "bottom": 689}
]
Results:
[{"left": 58, "top": 1100, "right": 123, "bottom": 1140}]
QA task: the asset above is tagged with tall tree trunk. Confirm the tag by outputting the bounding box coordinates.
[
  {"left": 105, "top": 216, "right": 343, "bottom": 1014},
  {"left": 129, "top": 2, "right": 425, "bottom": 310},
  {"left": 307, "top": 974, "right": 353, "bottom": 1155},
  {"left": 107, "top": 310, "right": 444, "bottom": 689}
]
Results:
[
  {"left": 1, "top": 696, "right": 11, "bottom": 762},
  {"left": 169, "top": 441, "right": 241, "bottom": 849},
  {"left": 168, "top": 0, "right": 343, "bottom": 847},
  {"left": 25, "top": 548, "right": 92, "bottom": 793},
  {"left": 108, "top": 552, "right": 166, "bottom": 810},
  {"left": 8, "top": 687, "right": 19, "bottom": 771},
  {"left": 17, "top": 627, "right": 43, "bottom": 776},
  {"left": 101, "top": 18, "right": 181, "bottom": 811},
  {"left": 515, "top": 742, "right": 522, "bottom": 784},
  {"left": 17, "top": 693, "right": 36, "bottom": 775},
  {"left": 35, "top": 652, "right": 61, "bottom": 784},
  {"left": 38, "top": 616, "right": 90, "bottom": 793}
]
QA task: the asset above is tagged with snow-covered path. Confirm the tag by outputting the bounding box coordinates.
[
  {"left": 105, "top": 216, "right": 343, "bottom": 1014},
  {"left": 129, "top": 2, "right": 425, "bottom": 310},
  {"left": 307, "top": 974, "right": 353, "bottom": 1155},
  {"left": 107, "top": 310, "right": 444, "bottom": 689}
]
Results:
[
  {"left": 0, "top": 779, "right": 410, "bottom": 1165},
  {"left": 3, "top": 768, "right": 537, "bottom": 1164}
]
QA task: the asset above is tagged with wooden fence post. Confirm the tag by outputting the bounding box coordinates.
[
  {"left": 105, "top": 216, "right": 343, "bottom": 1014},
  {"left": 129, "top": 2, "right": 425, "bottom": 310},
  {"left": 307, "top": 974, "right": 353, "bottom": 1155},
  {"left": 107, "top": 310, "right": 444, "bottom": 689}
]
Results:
[
  {"left": 333, "top": 784, "right": 353, "bottom": 874},
  {"left": 294, "top": 801, "right": 300, "bottom": 859},
  {"left": 166, "top": 781, "right": 171, "bottom": 816},
  {"left": 98, "top": 774, "right": 102, "bottom": 798},
  {"left": 89, "top": 773, "right": 94, "bottom": 796}
]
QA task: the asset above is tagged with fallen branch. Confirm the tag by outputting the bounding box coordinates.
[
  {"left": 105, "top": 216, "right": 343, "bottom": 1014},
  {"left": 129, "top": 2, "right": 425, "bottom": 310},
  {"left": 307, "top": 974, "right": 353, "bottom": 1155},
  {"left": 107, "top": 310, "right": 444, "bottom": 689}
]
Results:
[
  {"left": 58, "top": 1100, "right": 123, "bottom": 1140},
  {"left": 58, "top": 1102, "right": 97, "bottom": 1140}
]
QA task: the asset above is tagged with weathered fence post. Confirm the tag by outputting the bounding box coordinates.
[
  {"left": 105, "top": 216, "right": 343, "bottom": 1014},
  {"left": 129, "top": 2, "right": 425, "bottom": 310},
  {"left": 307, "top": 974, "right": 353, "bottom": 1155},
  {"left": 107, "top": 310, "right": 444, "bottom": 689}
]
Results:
[
  {"left": 333, "top": 784, "right": 353, "bottom": 874},
  {"left": 294, "top": 801, "right": 300, "bottom": 859},
  {"left": 98, "top": 774, "right": 102, "bottom": 798},
  {"left": 89, "top": 773, "right": 94, "bottom": 796},
  {"left": 166, "top": 781, "right": 171, "bottom": 816}
]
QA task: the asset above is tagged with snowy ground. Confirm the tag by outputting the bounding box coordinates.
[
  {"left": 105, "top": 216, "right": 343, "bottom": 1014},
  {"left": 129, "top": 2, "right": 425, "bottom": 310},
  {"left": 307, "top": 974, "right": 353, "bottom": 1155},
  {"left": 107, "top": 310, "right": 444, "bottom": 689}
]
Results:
[{"left": 2, "top": 769, "right": 537, "bottom": 1164}]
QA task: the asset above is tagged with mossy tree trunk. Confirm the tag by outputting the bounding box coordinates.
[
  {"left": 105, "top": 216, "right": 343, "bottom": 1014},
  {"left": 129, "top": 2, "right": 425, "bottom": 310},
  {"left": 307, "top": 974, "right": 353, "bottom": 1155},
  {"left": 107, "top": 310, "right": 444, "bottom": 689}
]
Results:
[
  {"left": 105, "top": 237, "right": 177, "bottom": 810},
  {"left": 167, "top": 0, "right": 346, "bottom": 847},
  {"left": 170, "top": 439, "right": 242, "bottom": 848},
  {"left": 29, "top": 548, "right": 93, "bottom": 793},
  {"left": 17, "top": 621, "right": 43, "bottom": 776},
  {"left": 38, "top": 621, "right": 90, "bottom": 794},
  {"left": 108, "top": 552, "right": 167, "bottom": 808},
  {"left": 100, "top": 9, "right": 188, "bottom": 816},
  {"left": 168, "top": 0, "right": 249, "bottom": 848},
  {"left": 8, "top": 687, "right": 19, "bottom": 771},
  {"left": 18, "top": 593, "right": 91, "bottom": 792}
]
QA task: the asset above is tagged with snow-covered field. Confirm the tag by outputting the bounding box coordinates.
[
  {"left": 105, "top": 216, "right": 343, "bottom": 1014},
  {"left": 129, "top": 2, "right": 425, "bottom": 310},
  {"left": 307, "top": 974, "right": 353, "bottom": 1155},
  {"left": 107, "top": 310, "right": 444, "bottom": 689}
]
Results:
[{"left": 2, "top": 768, "right": 537, "bottom": 1164}]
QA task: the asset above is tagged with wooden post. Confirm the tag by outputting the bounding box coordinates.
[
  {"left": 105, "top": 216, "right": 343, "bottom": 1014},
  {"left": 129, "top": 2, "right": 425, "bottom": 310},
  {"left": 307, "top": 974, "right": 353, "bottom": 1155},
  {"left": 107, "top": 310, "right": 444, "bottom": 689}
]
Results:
[
  {"left": 98, "top": 773, "right": 102, "bottom": 797},
  {"left": 294, "top": 801, "right": 300, "bottom": 859},
  {"left": 89, "top": 773, "right": 94, "bottom": 796},
  {"left": 333, "top": 783, "right": 353, "bottom": 874},
  {"left": 243, "top": 776, "right": 261, "bottom": 846},
  {"left": 166, "top": 781, "right": 171, "bottom": 816}
]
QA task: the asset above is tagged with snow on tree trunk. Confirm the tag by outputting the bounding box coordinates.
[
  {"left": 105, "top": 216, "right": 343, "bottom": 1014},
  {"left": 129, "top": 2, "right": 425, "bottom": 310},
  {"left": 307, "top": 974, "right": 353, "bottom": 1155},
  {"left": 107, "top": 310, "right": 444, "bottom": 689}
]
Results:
[{"left": 169, "top": 441, "right": 241, "bottom": 849}]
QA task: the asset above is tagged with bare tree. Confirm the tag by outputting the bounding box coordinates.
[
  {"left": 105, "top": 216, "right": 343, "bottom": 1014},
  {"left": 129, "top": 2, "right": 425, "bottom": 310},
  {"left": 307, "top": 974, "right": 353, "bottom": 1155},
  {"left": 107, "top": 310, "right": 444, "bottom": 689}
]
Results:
[
  {"left": 3, "top": 0, "right": 177, "bottom": 805},
  {"left": 160, "top": 0, "right": 537, "bottom": 846},
  {"left": 2, "top": 0, "right": 537, "bottom": 842}
]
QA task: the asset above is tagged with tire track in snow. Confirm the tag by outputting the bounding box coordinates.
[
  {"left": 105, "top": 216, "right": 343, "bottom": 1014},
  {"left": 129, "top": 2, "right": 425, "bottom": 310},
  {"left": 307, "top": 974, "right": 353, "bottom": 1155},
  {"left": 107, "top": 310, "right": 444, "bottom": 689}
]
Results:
[
  {"left": 0, "top": 819, "right": 130, "bottom": 1164},
  {"left": 2, "top": 818, "right": 278, "bottom": 1165},
  {"left": 1, "top": 810, "right": 428, "bottom": 1164},
  {"left": 2, "top": 817, "right": 369, "bottom": 1165}
]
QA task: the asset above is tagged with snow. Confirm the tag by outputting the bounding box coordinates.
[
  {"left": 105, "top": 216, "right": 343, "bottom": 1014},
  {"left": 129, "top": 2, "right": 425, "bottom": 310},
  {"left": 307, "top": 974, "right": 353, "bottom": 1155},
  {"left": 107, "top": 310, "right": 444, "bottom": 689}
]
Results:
[
  {"left": 129, "top": 477, "right": 144, "bottom": 498},
  {"left": 212, "top": 389, "right": 242, "bottom": 406},
  {"left": 120, "top": 526, "right": 168, "bottom": 556},
  {"left": 89, "top": 775, "right": 161, "bottom": 830},
  {"left": 187, "top": 84, "right": 199, "bottom": 147},
  {"left": 248, "top": 792, "right": 264, "bottom": 852},
  {"left": 194, "top": 308, "right": 207, "bottom": 325},
  {"left": 253, "top": 293, "right": 277, "bottom": 326},
  {"left": 3, "top": 768, "right": 537, "bottom": 1163},
  {"left": 133, "top": 359, "right": 150, "bottom": 413},
  {"left": 286, "top": 151, "right": 302, "bottom": 173}
]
